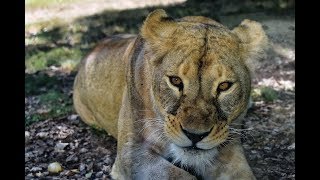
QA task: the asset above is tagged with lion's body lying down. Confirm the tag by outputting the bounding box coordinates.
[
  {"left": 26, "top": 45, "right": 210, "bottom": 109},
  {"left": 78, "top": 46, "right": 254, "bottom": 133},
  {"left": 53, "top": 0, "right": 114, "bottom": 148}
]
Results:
[{"left": 73, "top": 9, "right": 267, "bottom": 179}]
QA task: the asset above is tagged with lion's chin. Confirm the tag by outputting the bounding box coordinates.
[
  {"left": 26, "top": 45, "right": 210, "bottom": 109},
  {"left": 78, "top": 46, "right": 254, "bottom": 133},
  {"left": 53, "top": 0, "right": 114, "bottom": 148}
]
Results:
[{"left": 165, "top": 143, "right": 218, "bottom": 173}]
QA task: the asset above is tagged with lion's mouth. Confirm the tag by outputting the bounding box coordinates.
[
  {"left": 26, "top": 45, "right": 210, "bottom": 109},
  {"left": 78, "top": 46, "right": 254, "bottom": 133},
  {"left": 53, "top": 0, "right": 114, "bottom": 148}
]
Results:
[
  {"left": 179, "top": 144, "right": 210, "bottom": 151},
  {"left": 185, "top": 145, "right": 203, "bottom": 151}
]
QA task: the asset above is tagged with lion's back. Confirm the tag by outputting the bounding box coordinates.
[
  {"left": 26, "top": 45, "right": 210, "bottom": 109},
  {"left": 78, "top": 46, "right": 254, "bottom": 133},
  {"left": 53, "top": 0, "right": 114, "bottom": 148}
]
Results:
[{"left": 73, "top": 34, "right": 137, "bottom": 138}]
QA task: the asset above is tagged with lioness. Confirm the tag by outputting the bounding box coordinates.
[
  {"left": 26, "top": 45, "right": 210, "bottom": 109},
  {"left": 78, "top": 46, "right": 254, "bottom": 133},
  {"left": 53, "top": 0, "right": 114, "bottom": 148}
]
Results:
[{"left": 73, "top": 9, "right": 267, "bottom": 179}]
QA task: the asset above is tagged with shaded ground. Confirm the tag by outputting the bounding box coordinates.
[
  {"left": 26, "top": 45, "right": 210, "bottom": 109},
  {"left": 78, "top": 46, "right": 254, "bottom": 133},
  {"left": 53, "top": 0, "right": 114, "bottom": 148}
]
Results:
[
  {"left": 26, "top": 0, "right": 186, "bottom": 25},
  {"left": 25, "top": 0, "right": 295, "bottom": 179}
]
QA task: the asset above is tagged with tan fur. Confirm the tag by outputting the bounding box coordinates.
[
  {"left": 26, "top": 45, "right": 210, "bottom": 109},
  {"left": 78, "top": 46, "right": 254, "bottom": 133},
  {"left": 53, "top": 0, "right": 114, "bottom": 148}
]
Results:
[{"left": 73, "top": 9, "right": 267, "bottom": 179}]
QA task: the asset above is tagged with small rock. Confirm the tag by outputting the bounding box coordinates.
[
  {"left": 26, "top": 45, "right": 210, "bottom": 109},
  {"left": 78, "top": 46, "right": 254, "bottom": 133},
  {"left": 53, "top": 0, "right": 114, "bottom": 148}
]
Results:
[
  {"left": 36, "top": 132, "right": 48, "bottom": 138},
  {"left": 30, "top": 166, "right": 42, "bottom": 172},
  {"left": 25, "top": 131, "right": 30, "bottom": 138},
  {"left": 26, "top": 173, "right": 34, "bottom": 177},
  {"left": 46, "top": 139, "right": 54, "bottom": 146},
  {"left": 62, "top": 170, "right": 77, "bottom": 176},
  {"left": 60, "top": 170, "right": 70, "bottom": 176},
  {"left": 36, "top": 148, "right": 45, "bottom": 156},
  {"left": 66, "top": 154, "right": 78, "bottom": 162},
  {"left": 287, "top": 143, "right": 295, "bottom": 150},
  {"left": 71, "top": 169, "right": 80, "bottom": 173},
  {"left": 35, "top": 172, "right": 43, "bottom": 177},
  {"left": 85, "top": 172, "right": 93, "bottom": 178},
  {"left": 55, "top": 142, "right": 69, "bottom": 152},
  {"left": 95, "top": 171, "right": 103, "bottom": 178},
  {"left": 264, "top": 147, "right": 271, "bottom": 151},
  {"left": 68, "top": 114, "right": 79, "bottom": 121},
  {"left": 74, "top": 141, "right": 79, "bottom": 148},
  {"left": 96, "top": 162, "right": 104, "bottom": 168},
  {"left": 25, "top": 152, "right": 33, "bottom": 162},
  {"left": 79, "top": 163, "right": 86, "bottom": 172},
  {"left": 36, "top": 108, "right": 50, "bottom": 114},
  {"left": 274, "top": 57, "right": 282, "bottom": 65},
  {"left": 80, "top": 148, "right": 88, "bottom": 153},
  {"left": 48, "top": 162, "right": 63, "bottom": 174},
  {"left": 87, "top": 162, "right": 93, "bottom": 171},
  {"left": 102, "top": 165, "right": 111, "bottom": 172},
  {"left": 103, "top": 155, "right": 113, "bottom": 164}
]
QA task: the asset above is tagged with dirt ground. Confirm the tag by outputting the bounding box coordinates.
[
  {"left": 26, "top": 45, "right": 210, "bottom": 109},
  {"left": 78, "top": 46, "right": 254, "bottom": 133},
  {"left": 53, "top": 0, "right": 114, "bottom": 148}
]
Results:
[{"left": 25, "top": 0, "right": 295, "bottom": 179}]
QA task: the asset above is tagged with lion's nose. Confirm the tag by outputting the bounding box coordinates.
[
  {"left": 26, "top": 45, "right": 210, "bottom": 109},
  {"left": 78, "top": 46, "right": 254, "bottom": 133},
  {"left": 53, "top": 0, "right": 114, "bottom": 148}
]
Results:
[{"left": 181, "top": 127, "right": 211, "bottom": 144}]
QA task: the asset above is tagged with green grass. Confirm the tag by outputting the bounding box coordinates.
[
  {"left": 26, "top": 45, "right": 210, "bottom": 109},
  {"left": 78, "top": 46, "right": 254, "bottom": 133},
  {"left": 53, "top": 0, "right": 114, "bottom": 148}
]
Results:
[
  {"left": 90, "top": 126, "right": 106, "bottom": 136},
  {"left": 25, "top": 47, "right": 83, "bottom": 73},
  {"left": 25, "top": 90, "right": 74, "bottom": 126},
  {"left": 25, "top": 73, "right": 60, "bottom": 96},
  {"left": 25, "top": 73, "right": 74, "bottom": 126},
  {"left": 40, "top": 90, "right": 73, "bottom": 116},
  {"left": 252, "top": 86, "right": 279, "bottom": 102},
  {"left": 25, "top": 114, "right": 43, "bottom": 126}
]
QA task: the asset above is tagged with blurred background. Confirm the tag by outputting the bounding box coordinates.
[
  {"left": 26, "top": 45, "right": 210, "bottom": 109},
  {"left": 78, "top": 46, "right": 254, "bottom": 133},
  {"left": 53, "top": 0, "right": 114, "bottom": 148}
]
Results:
[{"left": 25, "top": 0, "right": 295, "bottom": 179}]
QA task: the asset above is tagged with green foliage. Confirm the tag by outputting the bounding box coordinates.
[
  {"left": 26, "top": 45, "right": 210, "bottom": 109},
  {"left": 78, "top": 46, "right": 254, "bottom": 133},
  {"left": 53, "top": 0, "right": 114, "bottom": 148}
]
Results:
[
  {"left": 25, "top": 90, "right": 74, "bottom": 126},
  {"left": 25, "top": 114, "right": 42, "bottom": 126},
  {"left": 39, "top": 90, "right": 73, "bottom": 115},
  {"left": 252, "top": 86, "right": 279, "bottom": 102},
  {"left": 39, "top": 91, "right": 64, "bottom": 103},
  {"left": 25, "top": 72, "right": 75, "bottom": 126},
  {"left": 90, "top": 126, "right": 106, "bottom": 136},
  {"left": 25, "top": 47, "right": 83, "bottom": 73},
  {"left": 25, "top": 73, "right": 60, "bottom": 95},
  {"left": 260, "top": 87, "right": 278, "bottom": 102},
  {"left": 25, "top": 53, "right": 48, "bottom": 73}
]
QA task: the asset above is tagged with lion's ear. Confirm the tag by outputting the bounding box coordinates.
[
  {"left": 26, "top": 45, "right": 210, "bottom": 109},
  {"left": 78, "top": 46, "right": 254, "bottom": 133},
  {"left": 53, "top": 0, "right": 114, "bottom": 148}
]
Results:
[
  {"left": 140, "top": 9, "right": 177, "bottom": 58},
  {"left": 232, "top": 19, "right": 268, "bottom": 69},
  {"left": 141, "top": 9, "right": 176, "bottom": 40}
]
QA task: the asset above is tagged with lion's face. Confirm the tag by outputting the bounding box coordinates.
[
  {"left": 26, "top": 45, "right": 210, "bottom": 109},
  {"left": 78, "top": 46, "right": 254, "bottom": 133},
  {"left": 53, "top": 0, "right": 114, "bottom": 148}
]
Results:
[
  {"left": 150, "top": 26, "right": 251, "bottom": 151},
  {"left": 141, "top": 10, "right": 267, "bottom": 159}
]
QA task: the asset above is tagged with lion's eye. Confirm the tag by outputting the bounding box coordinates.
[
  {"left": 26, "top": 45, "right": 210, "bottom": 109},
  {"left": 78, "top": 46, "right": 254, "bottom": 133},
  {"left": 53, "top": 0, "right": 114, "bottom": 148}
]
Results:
[
  {"left": 169, "top": 76, "right": 183, "bottom": 90},
  {"left": 218, "top": 82, "right": 233, "bottom": 92}
]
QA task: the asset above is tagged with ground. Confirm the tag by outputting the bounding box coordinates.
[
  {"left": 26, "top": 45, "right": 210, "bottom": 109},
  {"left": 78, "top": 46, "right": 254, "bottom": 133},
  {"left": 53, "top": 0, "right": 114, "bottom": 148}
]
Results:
[{"left": 25, "top": 0, "right": 295, "bottom": 179}]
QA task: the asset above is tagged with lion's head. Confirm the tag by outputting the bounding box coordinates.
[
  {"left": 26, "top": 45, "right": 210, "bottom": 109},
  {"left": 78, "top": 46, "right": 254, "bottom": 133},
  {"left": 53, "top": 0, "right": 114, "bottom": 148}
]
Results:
[{"left": 139, "top": 9, "right": 267, "bottom": 168}]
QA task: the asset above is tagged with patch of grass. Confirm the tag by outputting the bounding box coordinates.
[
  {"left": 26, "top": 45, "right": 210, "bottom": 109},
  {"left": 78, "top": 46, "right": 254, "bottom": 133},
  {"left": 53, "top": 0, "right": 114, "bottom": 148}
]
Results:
[
  {"left": 252, "top": 86, "right": 279, "bottom": 102},
  {"left": 261, "top": 87, "right": 279, "bottom": 102},
  {"left": 25, "top": 53, "right": 48, "bottom": 73},
  {"left": 25, "top": 114, "right": 43, "bottom": 126},
  {"left": 26, "top": 18, "right": 66, "bottom": 35},
  {"left": 26, "top": 73, "right": 75, "bottom": 125},
  {"left": 90, "top": 126, "right": 106, "bottom": 136},
  {"left": 25, "top": 47, "right": 83, "bottom": 73},
  {"left": 25, "top": 90, "right": 73, "bottom": 126},
  {"left": 39, "top": 91, "right": 65, "bottom": 103},
  {"left": 25, "top": 36, "right": 50, "bottom": 46},
  {"left": 39, "top": 90, "right": 73, "bottom": 116},
  {"left": 60, "top": 60, "right": 80, "bottom": 73},
  {"left": 25, "top": 73, "right": 60, "bottom": 95}
]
